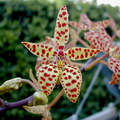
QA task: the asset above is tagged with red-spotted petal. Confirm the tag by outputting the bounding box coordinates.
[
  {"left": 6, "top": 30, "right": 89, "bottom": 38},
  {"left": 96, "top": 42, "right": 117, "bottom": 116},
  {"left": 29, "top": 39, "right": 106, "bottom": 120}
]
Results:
[
  {"left": 109, "top": 72, "right": 120, "bottom": 85},
  {"left": 54, "top": 5, "right": 69, "bottom": 46},
  {"left": 60, "top": 65, "right": 82, "bottom": 103},
  {"left": 69, "top": 14, "right": 91, "bottom": 30},
  {"left": 84, "top": 28, "right": 114, "bottom": 53},
  {"left": 69, "top": 21, "right": 89, "bottom": 30},
  {"left": 70, "top": 14, "right": 110, "bottom": 31},
  {"left": 108, "top": 57, "right": 120, "bottom": 73},
  {"left": 80, "top": 14, "right": 110, "bottom": 29},
  {"left": 36, "top": 63, "right": 60, "bottom": 96},
  {"left": 93, "top": 20, "right": 111, "bottom": 29},
  {"left": 22, "top": 42, "right": 57, "bottom": 58},
  {"left": 80, "top": 13, "right": 92, "bottom": 26},
  {"left": 65, "top": 47, "right": 100, "bottom": 61},
  {"left": 109, "top": 16, "right": 117, "bottom": 33},
  {"left": 35, "top": 57, "right": 50, "bottom": 70}
]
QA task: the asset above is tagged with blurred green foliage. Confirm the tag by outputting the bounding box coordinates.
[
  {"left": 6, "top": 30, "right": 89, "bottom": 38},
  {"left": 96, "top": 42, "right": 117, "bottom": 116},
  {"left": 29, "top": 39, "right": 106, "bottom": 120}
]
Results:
[{"left": 0, "top": 0, "right": 120, "bottom": 119}]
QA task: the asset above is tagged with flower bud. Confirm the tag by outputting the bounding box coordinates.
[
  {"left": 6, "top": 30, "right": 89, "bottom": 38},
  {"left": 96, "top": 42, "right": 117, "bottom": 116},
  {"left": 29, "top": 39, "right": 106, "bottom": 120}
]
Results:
[
  {"left": 33, "top": 91, "right": 48, "bottom": 105},
  {"left": 0, "top": 77, "right": 22, "bottom": 95}
]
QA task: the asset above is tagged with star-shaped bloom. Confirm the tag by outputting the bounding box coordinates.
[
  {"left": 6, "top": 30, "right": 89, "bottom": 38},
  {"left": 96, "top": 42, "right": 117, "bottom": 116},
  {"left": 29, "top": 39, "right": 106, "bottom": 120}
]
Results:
[{"left": 22, "top": 6, "right": 100, "bottom": 102}]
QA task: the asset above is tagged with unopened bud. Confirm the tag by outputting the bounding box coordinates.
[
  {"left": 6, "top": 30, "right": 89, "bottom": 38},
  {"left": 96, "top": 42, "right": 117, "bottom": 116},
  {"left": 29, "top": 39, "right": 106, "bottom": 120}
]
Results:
[
  {"left": 0, "top": 77, "right": 22, "bottom": 95},
  {"left": 33, "top": 91, "right": 48, "bottom": 105}
]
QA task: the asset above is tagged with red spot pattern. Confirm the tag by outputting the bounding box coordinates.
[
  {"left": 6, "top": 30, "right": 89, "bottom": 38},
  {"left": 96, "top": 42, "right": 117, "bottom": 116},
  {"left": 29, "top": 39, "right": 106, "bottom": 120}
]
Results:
[
  {"left": 84, "top": 27, "right": 113, "bottom": 53},
  {"left": 37, "top": 52, "right": 40, "bottom": 55},
  {"left": 59, "top": 46, "right": 64, "bottom": 50},
  {"left": 44, "top": 73, "right": 50, "bottom": 77},
  {"left": 40, "top": 77, "right": 46, "bottom": 81},
  {"left": 70, "top": 88, "right": 77, "bottom": 92},
  {"left": 59, "top": 65, "right": 82, "bottom": 103},
  {"left": 64, "top": 17, "right": 67, "bottom": 20},
  {"left": 72, "top": 80, "right": 77, "bottom": 83},
  {"left": 42, "top": 86, "right": 46, "bottom": 89},
  {"left": 66, "top": 47, "right": 100, "bottom": 61},
  {"left": 36, "top": 63, "right": 60, "bottom": 96},
  {"left": 66, "top": 83, "right": 71, "bottom": 86},
  {"left": 22, "top": 42, "right": 57, "bottom": 58},
  {"left": 62, "top": 23, "right": 67, "bottom": 27},
  {"left": 46, "top": 83, "right": 51, "bottom": 86},
  {"left": 42, "top": 49, "right": 45, "bottom": 54},
  {"left": 54, "top": 5, "right": 69, "bottom": 45},
  {"left": 48, "top": 78, "right": 52, "bottom": 81},
  {"left": 108, "top": 57, "right": 120, "bottom": 85},
  {"left": 59, "top": 14, "right": 62, "bottom": 18},
  {"left": 48, "top": 68, "right": 52, "bottom": 71},
  {"left": 62, "top": 11, "right": 67, "bottom": 15},
  {"left": 52, "top": 75, "right": 56, "bottom": 77}
]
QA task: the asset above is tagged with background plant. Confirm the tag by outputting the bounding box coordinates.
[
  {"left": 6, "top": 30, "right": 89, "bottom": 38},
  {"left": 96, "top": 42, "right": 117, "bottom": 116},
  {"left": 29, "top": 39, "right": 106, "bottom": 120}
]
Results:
[{"left": 0, "top": 0, "right": 120, "bottom": 119}]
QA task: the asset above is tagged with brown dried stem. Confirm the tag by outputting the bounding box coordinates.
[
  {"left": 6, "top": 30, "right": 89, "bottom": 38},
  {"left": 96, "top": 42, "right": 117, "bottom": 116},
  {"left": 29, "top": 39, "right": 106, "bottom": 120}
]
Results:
[
  {"left": 72, "top": 62, "right": 84, "bottom": 67},
  {"left": 77, "top": 37, "right": 91, "bottom": 48},
  {"left": 85, "top": 53, "right": 109, "bottom": 71},
  {"left": 29, "top": 69, "right": 39, "bottom": 89}
]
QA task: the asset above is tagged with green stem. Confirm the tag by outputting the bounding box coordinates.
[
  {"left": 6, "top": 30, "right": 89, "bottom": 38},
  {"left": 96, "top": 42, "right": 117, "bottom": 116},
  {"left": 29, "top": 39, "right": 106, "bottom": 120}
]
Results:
[{"left": 85, "top": 53, "right": 109, "bottom": 71}]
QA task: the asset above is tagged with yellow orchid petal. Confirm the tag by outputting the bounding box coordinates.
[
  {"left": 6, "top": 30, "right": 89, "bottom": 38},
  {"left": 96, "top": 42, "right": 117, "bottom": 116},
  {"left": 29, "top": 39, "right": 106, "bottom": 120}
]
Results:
[
  {"left": 36, "top": 63, "right": 60, "bottom": 96},
  {"left": 60, "top": 65, "right": 82, "bottom": 103},
  {"left": 65, "top": 47, "right": 100, "bottom": 61},
  {"left": 22, "top": 42, "right": 57, "bottom": 58},
  {"left": 54, "top": 5, "right": 69, "bottom": 46},
  {"left": 109, "top": 73, "right": 120, "bottom": 85}
]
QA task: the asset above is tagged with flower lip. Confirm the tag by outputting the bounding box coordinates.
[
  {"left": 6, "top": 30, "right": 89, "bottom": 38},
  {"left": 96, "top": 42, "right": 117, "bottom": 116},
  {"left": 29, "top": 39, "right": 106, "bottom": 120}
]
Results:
[
  {"left": 58, "top": 50, "right": 65, "bottom": 56},
  {"left": 109, "top": 46, "right": 120, "bottom": 58},
  {"left": 57, "top": 60, "right": 64, "bottom": 68}
]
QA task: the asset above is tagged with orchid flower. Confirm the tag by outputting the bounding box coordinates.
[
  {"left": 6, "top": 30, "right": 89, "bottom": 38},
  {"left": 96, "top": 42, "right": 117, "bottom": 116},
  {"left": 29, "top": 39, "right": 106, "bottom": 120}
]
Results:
[
  {"left": 69, "top": 13, "right": 111, "bottom": 31},
  {"left": 84, "top": 23, "right": 120, "bottom": 85},
  {"left": 22, "top": 6, "right": 100, "bottom": 103}
]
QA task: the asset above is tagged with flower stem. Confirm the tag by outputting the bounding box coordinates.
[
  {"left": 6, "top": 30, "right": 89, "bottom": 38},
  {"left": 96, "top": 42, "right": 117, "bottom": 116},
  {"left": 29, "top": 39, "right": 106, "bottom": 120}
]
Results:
[
  {"left": 21, "top": 79, "right": 40, "bottom": 92},
  {"left": 85, "top": 53, "right": 109, "bottom": 71},
  {"left": 100, "top": 60, "right": 108, "bottom": 66},
  {"left": 46, "top": 89, "right": 64, "bottom": 109},
  {"left": 72, "top": 62, "right": 84, "bottom": 67},
  {"left": 0, "top": 95, "right": 33, "bottom": 112},
  {"left": 77, "top": 37, "right": 91, "bottom": 48}
]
